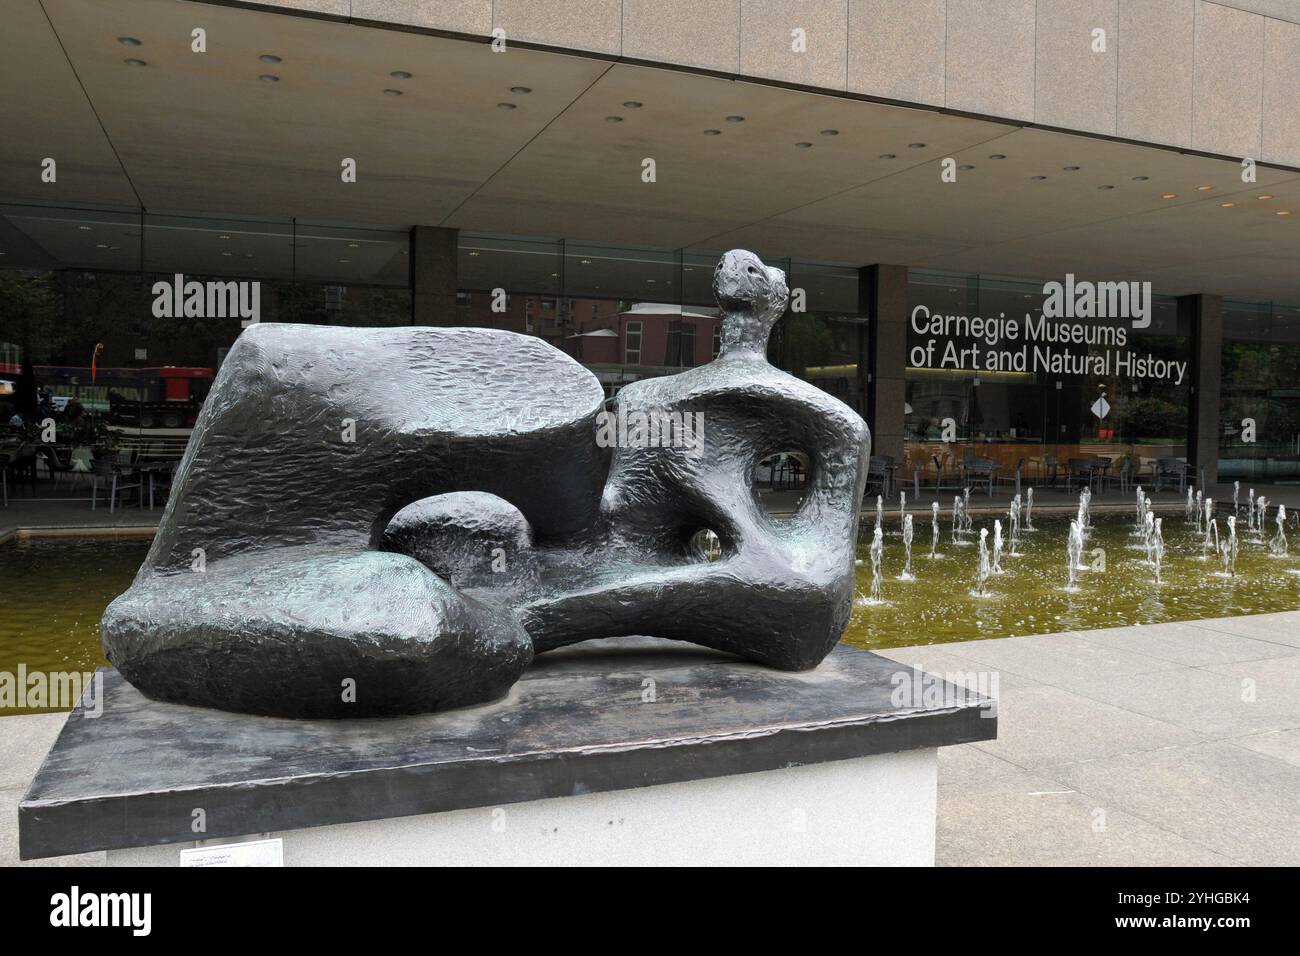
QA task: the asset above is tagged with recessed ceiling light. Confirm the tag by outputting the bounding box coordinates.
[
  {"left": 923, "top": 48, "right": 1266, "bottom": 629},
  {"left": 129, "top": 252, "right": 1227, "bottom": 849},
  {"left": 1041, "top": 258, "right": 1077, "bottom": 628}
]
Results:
[
  {"left": 510, "top": 86, "right": 532, "bottom": 94},
  {"left": 258, "top": 74, "right": 279, "bottom": 82},
  {"left": 221, "top": 251, "right": 232, "bottom": 257},
  {"left": 1161, "top": 193, "right": 1178, "bottom": 199},
  {"left": 390, "top": 70, "right": 412, "bottom": 79},
  {"left": 820, "top": 129, "right": 839, "bottom": 136},
  {"left": 347, "top": 243, "right": 359, "bottom": 248},
  {"left": 124, "top": 58, "right": 146, "bottom": 67},
  {"left": 795, "top": 142, "right": 813, "bottom": 149},
  {"left": 623, "top": 101, "right": 643, "bottom": 108},
  {"left": 259, "top": 54, "right": 282, "bottom": 64},
  {"left": 467, "top": 251, "right": 481, "bottom": 257},
  {"left": 117, "top": 36, "right": 142, "bottom": 46},
  {"left": 725, "top": 115, "right": 745, "bottom": 123},
  {"left": 1132, "top": 175, "right": 1149, "bottom": 181},
  {"left": 958, "top": 164, "right": 975, "bottom": 170},
  {"left": 1277, "top": 210, "right": 1292, "bottom": 216},
  {"left": 988, "top": 154, "right": 1006, "bottom": 160},
  {"left": 1031, "top": 175, "right": 1047, "bottom": 180},
  {"left": 1063, "top": 166, "right": 1081, "bottom": 171},
  {"left": 580, "top": 259, "right": 591, "bottom": 264},
  {"left": 703, "top": 129, "right": 721, "bottom": 135},
  {"left": 338, "top": 258, "right": 350, "bottom": 263},
  {"left": 497, "top": 102, "right": 516, "bottom": 109},
  {"left": 95, "top": 243, "right": 108, "bottom": 249},
  {"left": 218, "top": 234, "right": 230, "bottom": 240},
  {"left": 1098, "top": 184, "right": 1115, "bottom": 190},
  {"left": 77, "top": 225, "right": 92, "bottom": 231},
  {"left": 1196, "top": 184, "right": 1214, "bottom": 191},
  {"left": 879, "top": 153, "right": 896, "bottom": 159},
  {"left": 550, "top": 272, "right": 559, "bottom": 277},
  {"left": 1220, "top": 202, "right": 1235, "bottom": 208},
  {"left": 908, "top": 142, "right": 926, "bottom": 148},
  {"left": 647, "top": 279, "right": 656, "bottom": 283},
  {"left": 1258, "top": 194, "right": 1275, "bottom": 200},
  {"left": 604, "top": 116, "right": 623, "bottom": 123},
  {"left": 383, "top": 88, "right": 402, "bottom": 96}
]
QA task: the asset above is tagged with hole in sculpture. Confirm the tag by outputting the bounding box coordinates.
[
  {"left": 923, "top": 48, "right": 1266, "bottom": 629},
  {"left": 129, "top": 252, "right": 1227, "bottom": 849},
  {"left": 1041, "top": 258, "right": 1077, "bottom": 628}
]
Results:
[
  {"left": 753, "top": 451, "right": 810, "bottom": 519},
  {"left": 689, "top": 528, "right": 723, "bottom": 562}
]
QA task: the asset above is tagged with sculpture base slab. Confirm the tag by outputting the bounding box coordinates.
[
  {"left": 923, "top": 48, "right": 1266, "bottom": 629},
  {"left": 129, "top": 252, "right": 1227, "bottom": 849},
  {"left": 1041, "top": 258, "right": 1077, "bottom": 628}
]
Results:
[
  {"left": 21, "top": 638, "right": 996, "bottom": 864},
  {"left": 105, "top": 747, "right": 937, "bottom": 866}
]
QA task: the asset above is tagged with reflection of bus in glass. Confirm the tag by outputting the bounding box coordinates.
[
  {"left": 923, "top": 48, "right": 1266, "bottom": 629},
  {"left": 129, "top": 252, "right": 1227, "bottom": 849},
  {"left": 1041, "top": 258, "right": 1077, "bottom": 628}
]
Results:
[{"left": 2, "top": 364, "right": 215, "bottom": 429}]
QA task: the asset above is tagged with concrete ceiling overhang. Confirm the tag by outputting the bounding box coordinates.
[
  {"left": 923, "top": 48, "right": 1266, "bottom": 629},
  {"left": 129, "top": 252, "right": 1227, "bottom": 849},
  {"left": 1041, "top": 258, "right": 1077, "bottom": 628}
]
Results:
[{"left": 2, "top": 0, "right": 1299, "bottom": 303}]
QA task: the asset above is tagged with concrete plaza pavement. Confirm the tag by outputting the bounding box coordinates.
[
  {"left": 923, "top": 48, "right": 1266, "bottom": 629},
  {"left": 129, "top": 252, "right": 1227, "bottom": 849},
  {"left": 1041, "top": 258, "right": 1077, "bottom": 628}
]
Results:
[{"left": 879, "top": 611, "right": 1300, "bottom": 866}]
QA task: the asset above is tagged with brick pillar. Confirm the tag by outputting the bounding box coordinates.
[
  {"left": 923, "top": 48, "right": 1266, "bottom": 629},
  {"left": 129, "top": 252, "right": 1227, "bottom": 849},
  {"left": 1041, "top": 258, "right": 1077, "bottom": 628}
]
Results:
[
  {"left": 1182, "top": 293, "right": 1223, "bottom": 487},
  {"left": 861, "top": 264, "right": 909, "bottom": 462},
  {"left": 410, "top": 226, "right": 459, "bottom": 325}
]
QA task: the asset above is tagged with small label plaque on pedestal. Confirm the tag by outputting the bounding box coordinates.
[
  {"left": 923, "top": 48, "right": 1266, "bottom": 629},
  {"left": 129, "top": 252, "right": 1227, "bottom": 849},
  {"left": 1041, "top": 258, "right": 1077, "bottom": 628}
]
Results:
[{"left": 180, "top": 838, "right": 284, "bottom": 867}]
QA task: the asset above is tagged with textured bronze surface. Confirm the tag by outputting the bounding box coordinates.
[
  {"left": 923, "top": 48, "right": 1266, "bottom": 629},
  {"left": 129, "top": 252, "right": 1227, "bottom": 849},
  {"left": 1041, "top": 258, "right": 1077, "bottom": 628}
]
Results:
[{"left": 102, "top": 251, "right": 870, "bottom": 716}]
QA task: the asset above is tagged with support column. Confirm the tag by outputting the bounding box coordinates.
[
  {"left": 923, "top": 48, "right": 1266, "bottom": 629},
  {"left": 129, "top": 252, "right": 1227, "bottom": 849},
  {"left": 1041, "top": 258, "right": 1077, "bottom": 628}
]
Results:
[
  {"left": 409, "top": 226, "right": 459, "bottom": 326},
  {"left": 861, "top": 265, "right": 909, "bottom": 462},
  {"left": 1183, "top": 293, "right": 1223, "bottom": 487}
]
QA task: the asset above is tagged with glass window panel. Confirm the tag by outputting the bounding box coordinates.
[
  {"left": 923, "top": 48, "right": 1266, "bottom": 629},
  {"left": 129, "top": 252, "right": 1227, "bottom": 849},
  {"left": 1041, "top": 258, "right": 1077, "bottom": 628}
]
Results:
[
  {"left": 905, "top": 272, "right": 1190, "bottom": 489},
  {"left": 458, "top": 233, "right": 560, "bottom": 296},
  {"left": 1220, "top": 299, "right": 1300, "bottom": 483},
  {"left": 563, "top": 242, "right": 678, "bottom": 302}
]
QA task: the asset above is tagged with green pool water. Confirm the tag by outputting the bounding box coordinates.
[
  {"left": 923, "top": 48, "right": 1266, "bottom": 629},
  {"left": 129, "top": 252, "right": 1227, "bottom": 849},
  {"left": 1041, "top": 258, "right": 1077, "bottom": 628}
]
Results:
[
  {"left": 843, "top": 509, "right": 1300, "bottom": 650},
  {"left": 0, "top": 536, "right": 148, "bottom": 715},
  {"left": 2, "top": 514, "right": 1299, "bottom": 714}
]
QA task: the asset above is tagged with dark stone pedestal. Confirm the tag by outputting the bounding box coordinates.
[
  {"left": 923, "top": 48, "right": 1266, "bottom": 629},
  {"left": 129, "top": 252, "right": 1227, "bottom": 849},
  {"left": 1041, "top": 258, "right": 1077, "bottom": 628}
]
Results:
[{"left": 20, "top": 639, "right": 995, "bottom": 864}]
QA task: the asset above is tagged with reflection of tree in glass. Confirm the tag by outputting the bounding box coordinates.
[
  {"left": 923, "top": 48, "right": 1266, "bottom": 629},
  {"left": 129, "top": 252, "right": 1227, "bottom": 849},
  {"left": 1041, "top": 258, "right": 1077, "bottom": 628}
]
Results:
[
  {"left": 0, "top": 271, "right": 61, "bottom": 361},
  {"left": 1114, "top": 396, "right": 1184, "bottom": 441},
  {"left": 774, "top": 312, "right": 834, "bottom": 375},
  {"left": 1221, "top": 341, "right": 1300, "bottom": 454}
]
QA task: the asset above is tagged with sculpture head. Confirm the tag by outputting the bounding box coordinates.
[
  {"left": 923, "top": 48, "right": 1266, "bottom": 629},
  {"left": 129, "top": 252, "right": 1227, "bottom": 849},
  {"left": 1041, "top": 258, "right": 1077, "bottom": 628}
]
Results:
[{"left": 714, "top": 249, "right": 788, "bottom": 355}]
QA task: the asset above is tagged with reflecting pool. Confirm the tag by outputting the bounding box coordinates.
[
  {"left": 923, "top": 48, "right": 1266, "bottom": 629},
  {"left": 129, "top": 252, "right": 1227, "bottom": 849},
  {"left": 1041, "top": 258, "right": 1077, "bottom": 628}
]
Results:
[
  {"left": 844, "top": 508, "right": 1300, "bottom": 650},
  {"left": 3, "top": 515, "right": 1299, "bottom": 714},
  {"left": 0, "top": 536, "right": 147, "bottom": 714}
]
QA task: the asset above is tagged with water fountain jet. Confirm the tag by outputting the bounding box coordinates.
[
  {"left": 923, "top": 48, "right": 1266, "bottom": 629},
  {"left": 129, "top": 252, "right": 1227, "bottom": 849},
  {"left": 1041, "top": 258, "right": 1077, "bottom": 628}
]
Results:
[
  {"left": 1271, "top": 505, "right": 1288, "bottom": 557},
  {"left": 1221, "top": 515, "right": 1239, "bottom": 577},
  {"left": 899, "top": 513, "right": 915, "bottom": 580},
  {"left": 973, "top": 527, "right": 991, "bottom": 596},
  {"left": 930, "top": 501, "right": 941, "bottom": 559},
  {"left": 868, "top": 525, "right": 884, "bottom": 602},
  {"left": 1009, "top": 494, "right": 1022, "bottom": 556},
  {"left": 1065, "top": 520, "right": 1084, "bottom": 590}
]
